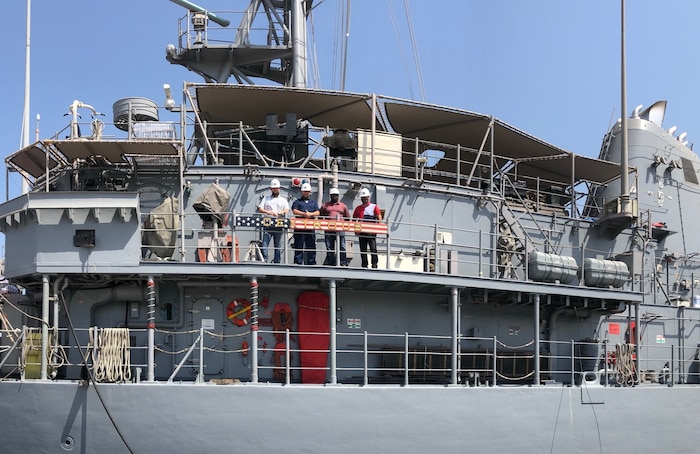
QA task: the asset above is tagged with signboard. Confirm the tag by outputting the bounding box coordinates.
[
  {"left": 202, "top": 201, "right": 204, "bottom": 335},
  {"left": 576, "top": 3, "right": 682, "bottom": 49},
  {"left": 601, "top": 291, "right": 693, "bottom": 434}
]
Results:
[
  {"left": 347, "top": 318, "right": 362, "bottom": 329},
  {"left": 608, "top": 323, "right": 620, "bottom": 335}
]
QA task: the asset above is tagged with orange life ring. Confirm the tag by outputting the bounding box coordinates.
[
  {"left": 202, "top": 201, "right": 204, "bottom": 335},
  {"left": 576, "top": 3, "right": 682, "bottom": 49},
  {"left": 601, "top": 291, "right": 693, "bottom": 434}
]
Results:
[{"left": 227, "top": 298, "right": 251, "bottom": 326}]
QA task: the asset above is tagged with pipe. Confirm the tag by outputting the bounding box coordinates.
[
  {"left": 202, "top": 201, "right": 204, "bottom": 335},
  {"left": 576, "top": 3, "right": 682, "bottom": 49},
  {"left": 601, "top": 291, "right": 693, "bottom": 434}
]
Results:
[
  {"left": 329, "top": 279, "right": 337, "bottom": 384},
  {"left": 250, "top": 277, "right": 259, "bottom": 383},
  {"left": 41, "top": 275, "right": 49, "bottom": 380},
  {"left": 52, "top": 277, "right": 67, "bottom": 353},
  {"left": 146, "top": 276, "right": 156, "bottom": 382},
  {"left": 450, "top": 287, "right": 459, "bottom": 385},
  {"left": 534, "top": 294, "right": 541, "bottom": 385}
]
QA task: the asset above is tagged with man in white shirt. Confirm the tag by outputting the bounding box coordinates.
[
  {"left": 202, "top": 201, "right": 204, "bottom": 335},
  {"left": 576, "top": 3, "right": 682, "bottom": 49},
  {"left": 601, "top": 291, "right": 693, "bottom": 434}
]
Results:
[{"left": 257, "top": 179, "right": 289, "bottom": 263}]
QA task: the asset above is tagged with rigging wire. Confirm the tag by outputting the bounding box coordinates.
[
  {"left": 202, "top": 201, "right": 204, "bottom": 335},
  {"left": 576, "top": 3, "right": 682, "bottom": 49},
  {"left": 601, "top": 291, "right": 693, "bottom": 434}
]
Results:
[
  {"left": 402, "top": 0, "right": 426, "bottom": 102},
  {"left": 339, "top": 0, "right": 351, "bottom": 91},
  {"left": 330, "top": 0, "right": 341, "bottom": 89},
  {"left": 308, "top": 6, "right": 321, "bottom": 88},
  {"left": 388, "top": 0, "right": 415, "bottom": 100}
]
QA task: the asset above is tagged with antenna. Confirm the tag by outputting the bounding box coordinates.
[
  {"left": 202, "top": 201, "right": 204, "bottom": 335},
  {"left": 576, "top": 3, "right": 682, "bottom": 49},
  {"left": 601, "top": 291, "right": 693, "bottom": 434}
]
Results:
[
  {"left": 168, "top": 0, "right": 230, "bottom": 27},
  {"left": 20, "top": 0, "right": 31, "bottom": 194}
]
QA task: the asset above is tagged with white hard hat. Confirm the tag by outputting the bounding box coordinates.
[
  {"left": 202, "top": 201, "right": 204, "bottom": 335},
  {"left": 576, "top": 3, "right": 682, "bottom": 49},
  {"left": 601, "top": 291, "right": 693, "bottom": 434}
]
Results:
[
  {"left": 301, "top": 183, "right": 312, "bottom": 192},
  {"left": 329, "top": 187, "right": 340, "bottom": 195},
  {"left": 270, "top": 179, "right": 281, "bottom": 188},
  {"left": 359, "top": 188, "right": 371, "bottom": 198}
]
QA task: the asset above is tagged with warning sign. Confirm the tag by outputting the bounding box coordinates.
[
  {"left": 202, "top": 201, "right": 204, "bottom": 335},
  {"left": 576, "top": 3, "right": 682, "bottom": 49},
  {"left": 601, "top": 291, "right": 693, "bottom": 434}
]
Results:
[{"left": 347, "top": 318, "right": 361, "bottom": 329}]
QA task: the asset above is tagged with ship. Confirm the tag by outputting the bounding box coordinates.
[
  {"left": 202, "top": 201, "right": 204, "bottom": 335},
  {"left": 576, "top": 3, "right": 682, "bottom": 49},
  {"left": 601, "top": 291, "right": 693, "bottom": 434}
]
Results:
[{"left": 1, "top": 1, "right": 700, "bottom": 453}]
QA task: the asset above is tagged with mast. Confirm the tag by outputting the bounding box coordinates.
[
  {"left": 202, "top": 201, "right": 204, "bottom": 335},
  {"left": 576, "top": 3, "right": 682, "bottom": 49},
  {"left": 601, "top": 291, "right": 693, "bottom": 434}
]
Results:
[
  {"left": 619, "top": 0, "right": 630, "bottom": 213},
  {"left": 20, "top": 0, "right": 31, "bottom": 194},
  {"left": 167, "top": 0, "right": 311, "bottom": 86},
  {"left": 291, "top": 0, "right": 308, "bottom": 87}
]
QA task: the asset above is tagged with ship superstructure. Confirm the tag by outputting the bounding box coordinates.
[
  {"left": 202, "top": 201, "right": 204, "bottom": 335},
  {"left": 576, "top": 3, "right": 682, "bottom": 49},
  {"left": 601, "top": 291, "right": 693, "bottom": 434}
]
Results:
[{"left": 1, "top": 2, "right": 700, "bottom": 453}]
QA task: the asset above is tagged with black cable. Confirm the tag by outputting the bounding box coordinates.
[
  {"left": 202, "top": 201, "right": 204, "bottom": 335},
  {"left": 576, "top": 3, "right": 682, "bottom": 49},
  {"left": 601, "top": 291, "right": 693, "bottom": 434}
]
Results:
[{"left": 59, "top": 290, "right": 135, "bottom": 454}]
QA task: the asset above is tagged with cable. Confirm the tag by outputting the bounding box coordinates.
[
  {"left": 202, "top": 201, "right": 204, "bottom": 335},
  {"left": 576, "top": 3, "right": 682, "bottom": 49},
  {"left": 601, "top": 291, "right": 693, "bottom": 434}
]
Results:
[
  {"left": 59, "top": 290, "right": 135, "bottom": 454},
  {"left": 387, "top": 0, "right": 415, "bottom": 100},
  {"left": 402, "top": 0, "right": 426, "bottom": 102}
]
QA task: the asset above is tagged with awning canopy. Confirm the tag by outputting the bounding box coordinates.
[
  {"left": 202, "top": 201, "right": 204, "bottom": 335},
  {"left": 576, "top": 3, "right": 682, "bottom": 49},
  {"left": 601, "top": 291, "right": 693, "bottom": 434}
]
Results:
[
  {"left": 5, "top": 140, "right": 178, "bottom": 178},
  {"left": 194, "top": 85, "right": 384, "bottom": 132},
  {"left": 193, "top": 85, "right": 623, "bottom": 186},
  {"left": 383, "top": 102, "right": 622, "bottom": 185}
]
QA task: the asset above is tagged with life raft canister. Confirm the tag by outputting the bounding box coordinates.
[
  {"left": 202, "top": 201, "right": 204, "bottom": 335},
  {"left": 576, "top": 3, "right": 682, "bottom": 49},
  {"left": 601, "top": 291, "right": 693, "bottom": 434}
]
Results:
[{"left": 227, "top": 298, "right": 251, "bottom": 326}]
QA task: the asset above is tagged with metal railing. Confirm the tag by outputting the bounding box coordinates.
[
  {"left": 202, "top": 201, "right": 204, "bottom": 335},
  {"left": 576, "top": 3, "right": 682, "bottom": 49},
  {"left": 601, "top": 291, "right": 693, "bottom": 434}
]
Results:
[
  {"left": 4, "top": 325, "right": 698, "bottom": 387},
  {"left": 141, "top": 206, "right": 627, "bottom": 288}
]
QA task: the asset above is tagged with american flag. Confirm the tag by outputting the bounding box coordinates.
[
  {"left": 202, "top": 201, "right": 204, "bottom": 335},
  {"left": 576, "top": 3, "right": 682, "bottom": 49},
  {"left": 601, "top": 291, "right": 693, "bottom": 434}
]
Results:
[
  {"left": 235, "top": 215, "right": 290, "bottom": 228},
  {"left": 235, "top": 215, "right": 387, "bottom": 234}
]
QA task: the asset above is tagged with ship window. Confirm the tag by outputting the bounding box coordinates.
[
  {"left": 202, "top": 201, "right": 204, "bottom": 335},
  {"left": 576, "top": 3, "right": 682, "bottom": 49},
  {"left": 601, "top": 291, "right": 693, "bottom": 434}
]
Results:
[
  {"left": 681, "top": 157, "right": 698, "bottom": 184},
  {"left": 419, "top": 149, "right": 445, "bottom": 168}
]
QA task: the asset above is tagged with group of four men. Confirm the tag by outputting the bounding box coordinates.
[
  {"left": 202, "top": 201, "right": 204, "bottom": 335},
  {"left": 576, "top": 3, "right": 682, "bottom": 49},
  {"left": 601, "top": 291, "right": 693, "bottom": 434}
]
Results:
[{"left": 257, "top": 179, "right": 383, "bottom": 267}]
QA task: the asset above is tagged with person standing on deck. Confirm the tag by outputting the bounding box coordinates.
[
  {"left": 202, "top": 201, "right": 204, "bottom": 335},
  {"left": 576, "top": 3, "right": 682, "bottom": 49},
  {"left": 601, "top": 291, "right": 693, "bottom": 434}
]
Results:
[
  {"left": 353, "top": 188, "right": 382, "bottom": 268},
  {"left": 257, "top": 179, "right": 289, "bottom": 263},
  {"left": 320, "top": 187, "right": 351, "bottom": 266},
  {"left": 292, "top": 183, "right": 320, "bottom": 265}
]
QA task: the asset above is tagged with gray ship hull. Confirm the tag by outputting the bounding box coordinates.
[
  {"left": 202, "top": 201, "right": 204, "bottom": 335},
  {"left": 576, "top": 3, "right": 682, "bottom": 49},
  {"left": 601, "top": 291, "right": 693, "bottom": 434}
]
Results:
[{"left": 1, "top": 380, "right": 698, "bottom": 453}]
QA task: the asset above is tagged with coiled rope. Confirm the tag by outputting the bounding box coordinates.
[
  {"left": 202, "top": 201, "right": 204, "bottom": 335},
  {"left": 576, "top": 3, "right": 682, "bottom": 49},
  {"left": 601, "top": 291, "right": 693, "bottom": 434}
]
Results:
[
  {"left": 614, "top": 343, "right": 636, "bottom": 386},
  {"left": 89, "top": 327, "right": 132, "bottom": 383}
]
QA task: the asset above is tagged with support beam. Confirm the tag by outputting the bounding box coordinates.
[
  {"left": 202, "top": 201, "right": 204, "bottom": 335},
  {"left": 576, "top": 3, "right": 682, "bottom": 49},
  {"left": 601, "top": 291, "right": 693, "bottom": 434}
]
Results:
[
  {"left": 146, "top": 276, "right": 155, "bottom": 382},
  {"left": 41, "top": 275, "right": 49, "bottom": 380},
  {"left": 329, "top": 279, "right": 337, "bottom": 384},
  {"left": 450, "top": 287, "right": 459, "bottom": 385},
  {"left": 250, "top": 276, "right": 259, "bottom": 383},
  {"left": 534, "top": 294, "right": 541, "bottom": 385}
]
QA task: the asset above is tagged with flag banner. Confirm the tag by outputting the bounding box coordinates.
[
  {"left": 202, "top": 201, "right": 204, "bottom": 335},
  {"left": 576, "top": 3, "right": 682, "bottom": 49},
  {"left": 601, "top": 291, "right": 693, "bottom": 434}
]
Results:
[{"left": 234, "top": 215, "right": 387, "bottom": 234}]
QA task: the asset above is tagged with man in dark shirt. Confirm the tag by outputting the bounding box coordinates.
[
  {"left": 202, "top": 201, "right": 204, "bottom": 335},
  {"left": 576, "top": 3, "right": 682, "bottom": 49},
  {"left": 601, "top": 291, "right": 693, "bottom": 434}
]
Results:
[
  {"left": 320, "top": 187, "right": 351, "bottom": 266},
  {"left": 292, "top": 183, "right": 320, "bottom": 265}
]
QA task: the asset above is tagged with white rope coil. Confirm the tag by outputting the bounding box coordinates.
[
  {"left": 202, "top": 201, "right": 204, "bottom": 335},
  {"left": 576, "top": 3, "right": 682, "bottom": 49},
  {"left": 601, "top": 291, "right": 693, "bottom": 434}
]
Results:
[{"left": 90, "top": 327, "right": 132, "bottom": 383}]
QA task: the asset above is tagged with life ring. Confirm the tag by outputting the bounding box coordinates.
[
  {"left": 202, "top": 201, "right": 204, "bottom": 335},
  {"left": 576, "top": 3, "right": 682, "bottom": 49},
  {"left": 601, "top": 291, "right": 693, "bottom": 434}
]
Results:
[{"left": 227, "top": 299, "right": 251, "bottom": 326}]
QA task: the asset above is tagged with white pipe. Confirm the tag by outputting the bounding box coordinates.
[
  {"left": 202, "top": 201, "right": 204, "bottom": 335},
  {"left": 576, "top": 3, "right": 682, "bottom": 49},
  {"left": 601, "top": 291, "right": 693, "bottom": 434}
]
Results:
[
  {"left": 41, "top": 275, "right": 49, "bottom": 380},
  {"left": 146, "top": 276, "right": 156, "bottom": 382},
  {"left": 329, "top": 279, "right": 337, "bottom": 384}
]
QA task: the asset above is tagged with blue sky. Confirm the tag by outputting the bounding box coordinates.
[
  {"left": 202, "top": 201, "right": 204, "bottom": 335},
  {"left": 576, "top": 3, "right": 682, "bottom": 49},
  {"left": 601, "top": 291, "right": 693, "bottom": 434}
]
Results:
[{"left": 2, "top": 1, "right": 700, "bottom": 212}]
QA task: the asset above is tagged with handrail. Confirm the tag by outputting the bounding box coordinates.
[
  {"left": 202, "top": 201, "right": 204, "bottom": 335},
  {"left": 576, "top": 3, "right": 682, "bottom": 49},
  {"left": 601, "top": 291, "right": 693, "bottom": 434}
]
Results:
[
  {"left": 3, "top": 325, "right": 697, "bottom": 387},
  {"left": 0, "top": 329, "right": 24, "bottom": 370},
  {"left": 143, "top": 206, "right": 625, "bottom": 289},
  {"left": 168, "top": 327, "right": 204, "bottom": 383}
]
